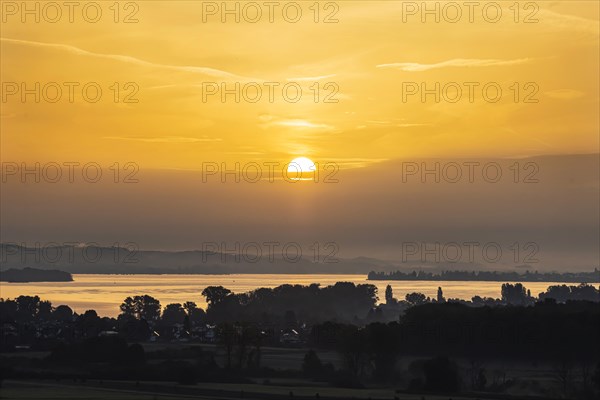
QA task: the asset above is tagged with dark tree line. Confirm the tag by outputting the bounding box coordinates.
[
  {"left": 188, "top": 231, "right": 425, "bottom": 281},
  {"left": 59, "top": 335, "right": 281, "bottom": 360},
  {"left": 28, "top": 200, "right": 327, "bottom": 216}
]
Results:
[
  {"left": 201, "top": 282, "right": 378, "bottom": 324},
  {"left": 310, "top": 300, "right": 600, "bottom": 362},
  {"left": 306, "top": 300, "right": 600, "bottom": 397},
  {"left": 2, "top": 286, "right": 600, "bottom": 399},
  {"left": 369, "top": 269, "right": 600, "bottom": 283}
]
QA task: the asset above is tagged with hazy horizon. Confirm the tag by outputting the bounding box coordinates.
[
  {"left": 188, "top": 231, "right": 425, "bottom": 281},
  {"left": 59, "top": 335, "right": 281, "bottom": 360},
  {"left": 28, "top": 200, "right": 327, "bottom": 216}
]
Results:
[{"left": 2, "top": 153, "right": 598, "bottom": 271}]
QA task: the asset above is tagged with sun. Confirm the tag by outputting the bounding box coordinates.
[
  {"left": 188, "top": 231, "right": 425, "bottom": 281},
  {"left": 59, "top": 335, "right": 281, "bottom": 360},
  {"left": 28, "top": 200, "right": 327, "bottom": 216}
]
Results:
[
  {"left": 287, "top": 157, "right": 316, "bottom": 180},
  {"left": 288, "top": 157, "right": 316, "bottom": 174}
]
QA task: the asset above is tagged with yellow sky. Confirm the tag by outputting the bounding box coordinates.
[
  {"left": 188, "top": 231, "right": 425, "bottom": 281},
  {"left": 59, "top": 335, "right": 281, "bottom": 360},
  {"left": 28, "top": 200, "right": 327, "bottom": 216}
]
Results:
[
  {"left": 1, "top": 1, "right": 599, "bottom": 170},
  {"left": 1, "top": 2, "right": 599, "bottom": 269}
]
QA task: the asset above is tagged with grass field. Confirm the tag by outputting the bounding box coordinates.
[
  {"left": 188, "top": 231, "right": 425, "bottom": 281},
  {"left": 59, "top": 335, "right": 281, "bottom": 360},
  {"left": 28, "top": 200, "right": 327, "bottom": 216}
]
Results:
[
  {"left": 1, "top": 381, "right": 164, "bottom": 400},
  {"left": 1, "top": 380, "right": 501, "bottom": 400},
  {"left": 1, "top": 344, "right": 567, "bottom": 400},
  {"left": 142, "top": 342, "right": 342, "bottom": 371}
]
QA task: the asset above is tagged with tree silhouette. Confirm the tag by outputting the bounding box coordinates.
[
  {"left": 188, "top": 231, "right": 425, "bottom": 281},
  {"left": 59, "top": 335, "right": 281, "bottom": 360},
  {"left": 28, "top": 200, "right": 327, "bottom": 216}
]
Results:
[
  {"left": 15, "top": 295, "right": 42, "bottom": 320},
  {"left": 53, "top": 305, "right": 73, "bottom": 322},
  {"left": 405, "top": 292, "right": 427, "bottom": 306},
  {"left": 501, "top": 283, "right": 530, "bottom": 305},
  {"left": 183, "top": 301, "right": 205, "bottom": 325},
  {"left": 302, "top": 349, "right": 323, "bottom": 378},
  {"left": 437, "top": 287, "right": 445, "bottom": 303},
  {"left": 539, "top": 283, "right": 600, "bottom": 303},
  {"left": 202, "top": 286, "right": 233, "bottom": 307},
  {"left": 119, "top": 295, "right": 161, "bottom": 323},
  {"left": 162, "top": 303, "right": 186, "bottom": 325},
  {"left": 366, "top": 322, "right": 402, "bottom": 382},
  {"left": 385, "top": 285, "right": 396, "bottom": 305}
]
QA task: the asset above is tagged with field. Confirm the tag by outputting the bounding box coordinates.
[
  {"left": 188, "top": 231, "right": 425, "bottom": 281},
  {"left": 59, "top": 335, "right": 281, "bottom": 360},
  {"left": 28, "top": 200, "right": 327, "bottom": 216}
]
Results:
[
  {"left": 0, "top": 344, "right": 570, "bottom": 400},
  {"left": 1, "top": 379, "right": 501, "bottom": 400}
]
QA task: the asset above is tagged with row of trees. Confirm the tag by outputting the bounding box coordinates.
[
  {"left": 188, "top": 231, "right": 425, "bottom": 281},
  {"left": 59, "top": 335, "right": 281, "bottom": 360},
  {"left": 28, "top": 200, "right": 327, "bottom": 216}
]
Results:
[
  {"left": 369, "top": 269, "right": 600, "bottom": 283},
  {"left": 383, "top": 283, "right": 599, "bottom": 308},
  {"left": 119, "top": 295, "right": 205, "bottom": 326},
  {"left": 0, "top": 295, "right": 75, "bottom": 323},
  {"left": 2, "top": 290, "right": 600, "bottom": 398},
  {"left": 200, "top": 282, "right": 378, "bottom": 324},
  {"left": 3, "top": 282, "right": 597, "bottom": 329},
  {"left": 106, "top": 283, "right": 378, "bottom": 330},
  {"left": 499, "top": 283, "right": 600, "bottom": 305},
  {"left": 307, "top": 301, "right": 600, "bottom": 396}
]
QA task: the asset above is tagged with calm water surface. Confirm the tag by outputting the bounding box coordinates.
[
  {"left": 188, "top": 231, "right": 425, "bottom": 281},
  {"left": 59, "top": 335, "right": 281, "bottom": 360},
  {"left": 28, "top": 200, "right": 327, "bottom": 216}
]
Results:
[{"left": 0, "top": 274, "right": 564, "bottom": 317}]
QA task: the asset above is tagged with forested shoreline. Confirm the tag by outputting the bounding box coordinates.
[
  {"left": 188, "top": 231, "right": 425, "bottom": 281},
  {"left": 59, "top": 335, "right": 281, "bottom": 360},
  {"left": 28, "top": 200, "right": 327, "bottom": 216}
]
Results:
[{"left": 368, "top": 269, "right": 600, "bottom": 283}]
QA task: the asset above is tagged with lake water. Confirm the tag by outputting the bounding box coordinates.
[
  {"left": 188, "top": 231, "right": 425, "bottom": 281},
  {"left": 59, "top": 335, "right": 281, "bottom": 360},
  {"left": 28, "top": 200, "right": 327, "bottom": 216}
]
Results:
[{"left": 0, "top": 274, "right": 564, "bottom": 317}]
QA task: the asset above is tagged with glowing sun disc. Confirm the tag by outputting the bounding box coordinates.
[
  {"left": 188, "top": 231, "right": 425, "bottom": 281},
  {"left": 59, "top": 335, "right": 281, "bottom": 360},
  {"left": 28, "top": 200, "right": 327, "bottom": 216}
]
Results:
[{"left": 288, "top": 157, "right": 316, "bottom": 173}]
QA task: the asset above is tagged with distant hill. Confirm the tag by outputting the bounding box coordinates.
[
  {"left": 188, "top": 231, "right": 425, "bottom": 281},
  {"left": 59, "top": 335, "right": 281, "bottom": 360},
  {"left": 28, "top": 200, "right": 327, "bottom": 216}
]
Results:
[
  {"left": 0, "top": 267, "right": 73, "bottom": 282},
  {"left": 0, "top": 243, "right": 403, "bottom": 275},
  {"left": 0, "top": 243, "right": 595, "bottom": 276}
]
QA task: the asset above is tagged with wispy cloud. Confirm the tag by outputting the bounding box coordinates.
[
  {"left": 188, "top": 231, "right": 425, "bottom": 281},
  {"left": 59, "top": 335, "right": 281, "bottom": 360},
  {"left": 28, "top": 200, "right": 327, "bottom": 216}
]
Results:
[
  {"left": 277, "top": 120, "right": 331, "bottom": 129},
  {"left": 377, "top": 58, "right": 531, "bottom": 72},
  {"left": 258, "top": 115, "right": 334, "bottom": 131},
  {"left": 1, "top": 37, "right": 257, "bottom": 81},
  {"left": 330, "top": 158, "right": 388, "bottom": 168},
  {"left": 264, "top": 119, "right": 334, "bottom": 131},
  {"left": 104, "top": 136, "right": 222, "bottom": 143},
  {"left": 286, "top": 74, "right": 337, "bottom": 82}
]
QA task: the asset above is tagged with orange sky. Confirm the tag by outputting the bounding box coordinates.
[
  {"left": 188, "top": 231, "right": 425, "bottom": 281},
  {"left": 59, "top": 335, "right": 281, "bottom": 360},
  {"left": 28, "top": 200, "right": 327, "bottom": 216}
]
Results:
[
  {"left": 1, "top": 1, "right": 598, "bottom": 170},
  {"left": 1, "top": 1, "right": 599, "bottom": 270}
]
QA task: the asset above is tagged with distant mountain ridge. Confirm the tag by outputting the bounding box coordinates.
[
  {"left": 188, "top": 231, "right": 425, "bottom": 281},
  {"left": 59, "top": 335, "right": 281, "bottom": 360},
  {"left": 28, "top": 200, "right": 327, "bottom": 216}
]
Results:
[
  {"left": 1, "top": 243, "right": 595, "bottom": 276},
  {"left": 0, "top": 243, "right": 492, "bottom": 275},
  {"left": 0, "top": 243, "right": 391, "bottom": 274}
]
